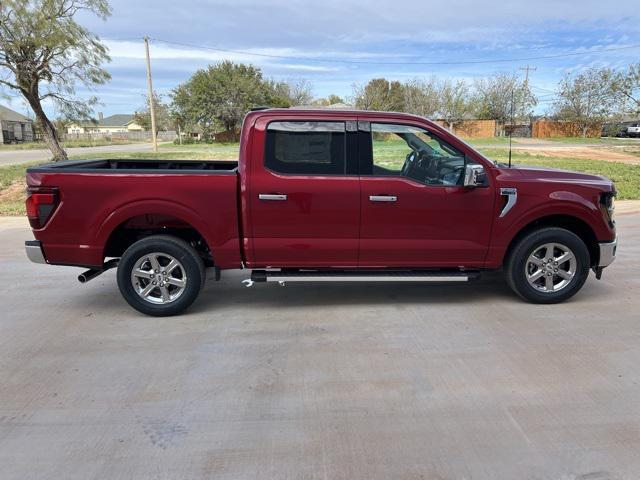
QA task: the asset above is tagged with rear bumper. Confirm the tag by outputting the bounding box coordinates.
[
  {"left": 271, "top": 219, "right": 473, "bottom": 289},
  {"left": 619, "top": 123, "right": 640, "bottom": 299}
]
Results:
[
  {"left": 25, "top": 240, "right": 47, "bottom": 264},
  {"left": 598, "top": 237, "right": 617, "bottom": 267}
]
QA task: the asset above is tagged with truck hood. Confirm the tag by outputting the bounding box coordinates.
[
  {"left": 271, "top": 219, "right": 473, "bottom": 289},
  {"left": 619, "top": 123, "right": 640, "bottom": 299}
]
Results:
[{"left": 505, "top": 164, "right": 614, "bottom": 190}]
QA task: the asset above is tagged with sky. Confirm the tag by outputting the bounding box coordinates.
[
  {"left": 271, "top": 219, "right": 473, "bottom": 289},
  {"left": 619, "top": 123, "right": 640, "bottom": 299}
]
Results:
[{"left": 6, "top": 0, "right": 640, "bottom": 118}]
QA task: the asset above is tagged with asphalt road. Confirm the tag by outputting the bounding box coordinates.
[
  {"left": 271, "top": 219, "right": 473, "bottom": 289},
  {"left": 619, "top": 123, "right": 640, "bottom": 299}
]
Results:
[
  {"left": 0, "top": 142, "right": 152, "bottom": 166},
  {"left": 1, "top": 214, "right": 639, "bottom": 480}
]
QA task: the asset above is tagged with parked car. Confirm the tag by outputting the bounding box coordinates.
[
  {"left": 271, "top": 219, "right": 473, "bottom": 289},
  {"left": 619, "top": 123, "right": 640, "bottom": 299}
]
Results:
[
  {"left": 626, "top": 122, "right": 640, "bottom": 138},
  {"left": 24, "top": 109, "right": 617, "bottom": 316}
]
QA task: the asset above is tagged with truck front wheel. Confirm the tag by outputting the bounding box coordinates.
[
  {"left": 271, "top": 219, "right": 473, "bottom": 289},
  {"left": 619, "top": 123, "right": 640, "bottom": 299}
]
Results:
[
  {"left": 505, "top": 227, "right": 590, "bottom": 304},
  {"left": 117, "top": 235, "right": 205, "bottom": 316}
]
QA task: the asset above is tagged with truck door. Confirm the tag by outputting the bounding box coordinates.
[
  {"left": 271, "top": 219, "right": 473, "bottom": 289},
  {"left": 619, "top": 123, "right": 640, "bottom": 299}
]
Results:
[
  {"left": 358, "top": 121, "right": 495, "bottom": 268},
  {"left": 246, "top": 117, "right": 360, "bottom": 268}
]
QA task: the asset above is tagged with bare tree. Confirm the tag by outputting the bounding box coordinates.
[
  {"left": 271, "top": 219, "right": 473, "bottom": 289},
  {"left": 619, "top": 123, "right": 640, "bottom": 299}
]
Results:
[
  {"left": 274, "top": 78, "right": 314, "bottom": 107},
  {"left": 612, "top": 64, "right": 640, "bottom": 116},
  {"left": 437, "top": 79, "right": 475, "bottom": 130},
  {"left": 0, "top": 0, "right": 111, "bottom": 160},
  {"left": 474, "top": 72, "right": 537, "bottom": 127},
  {"left": 402, "top": 77, "right": 440, "bottom": 118},
  {"left": 289, "top": 78, "right": 314, "bottom": 106},
  {"left": 552, "top": 67, "right": 618, "bottom": 137}
]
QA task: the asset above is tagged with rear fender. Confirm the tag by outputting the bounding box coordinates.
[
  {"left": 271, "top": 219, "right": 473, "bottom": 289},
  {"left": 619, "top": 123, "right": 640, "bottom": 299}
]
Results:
[{"left": 95, "top": 200, "right": 215, "bottom": 261}]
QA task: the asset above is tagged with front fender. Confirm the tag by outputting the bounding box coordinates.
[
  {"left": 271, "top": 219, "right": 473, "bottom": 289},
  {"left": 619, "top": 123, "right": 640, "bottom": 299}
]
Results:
[{"left": 485, "top": 189, "right": 610, "bottom": 268}]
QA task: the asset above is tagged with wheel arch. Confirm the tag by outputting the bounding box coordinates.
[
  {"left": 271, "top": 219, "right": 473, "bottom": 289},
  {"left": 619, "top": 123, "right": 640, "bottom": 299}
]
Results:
[
  {"left": 503, "top": 214, "right": 600, "bottom": 268},
  {"left": 97, "top": 201, "right": 216, "bottom": 266}
]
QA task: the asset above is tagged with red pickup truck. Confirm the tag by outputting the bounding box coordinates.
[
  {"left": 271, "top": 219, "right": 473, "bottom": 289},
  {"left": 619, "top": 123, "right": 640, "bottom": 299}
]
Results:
[{"left": 25, "top": 109, "right": 617, "bottom": 316}]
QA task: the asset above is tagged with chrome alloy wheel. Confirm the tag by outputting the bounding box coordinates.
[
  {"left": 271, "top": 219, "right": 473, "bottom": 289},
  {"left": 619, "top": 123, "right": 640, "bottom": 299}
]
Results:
[
  {"left": 526, "top": 242, "right": 577, "bottom": 293},
  {"left": 130, "top": 252, "right": 187, "bottom": 304}
]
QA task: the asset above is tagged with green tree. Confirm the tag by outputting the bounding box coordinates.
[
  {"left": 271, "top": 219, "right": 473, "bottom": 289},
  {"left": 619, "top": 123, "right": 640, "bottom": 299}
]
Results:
[
  {"left": 552, "top": 67, "right": 618, "bottom": 137},
  {"left": 326, "top": 94, "right": 344, "bottom": 105},
  {"left": 172, "top": 61, "right": 288, "bottom": 138},
  {"left": 314, "top": 94, "right": 345, "bottom": 106},
  {"left": 0, "top": 0, "right": 111, "bottom": 160},
  {"left": 134, "top": 92, "right": 176, "bottom": 132},
  {"left": 353, "top": 78, "right": 404, "bottom": 111}
]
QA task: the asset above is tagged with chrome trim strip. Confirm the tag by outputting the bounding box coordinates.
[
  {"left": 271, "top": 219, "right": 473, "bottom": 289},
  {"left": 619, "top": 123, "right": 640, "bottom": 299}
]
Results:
[
  {"left": 499, "top": 187, "right": 517, "bottom": 218},
  {"left": 265, "top": 275, "right": 469, "bottom": 282},
  {"left": 598, "top": 237, "right": 617, "bottom": 267},
  {"left": 25, "top": 241, "right": 47, "bottom": 264},
  {"left": 259, "top": 194, "right": 288, "bottom": 201},
  {"left": 369, "top": 195, "right": 397, "bottom": 202}
]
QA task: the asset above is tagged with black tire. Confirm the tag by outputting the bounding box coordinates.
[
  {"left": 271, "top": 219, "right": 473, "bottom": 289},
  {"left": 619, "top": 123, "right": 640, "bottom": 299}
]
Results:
[
  {"left": 117, "top": 235, "right": 205, "bottom": 316},
  {"left": 505, "top": 227, "right": 590, "bottom": 304}
]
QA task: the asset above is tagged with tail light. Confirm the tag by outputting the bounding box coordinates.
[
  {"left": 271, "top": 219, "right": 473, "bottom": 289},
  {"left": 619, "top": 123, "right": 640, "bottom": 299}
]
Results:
[{"left": 26, "top": 186, "right": 60, "bottom": 229}]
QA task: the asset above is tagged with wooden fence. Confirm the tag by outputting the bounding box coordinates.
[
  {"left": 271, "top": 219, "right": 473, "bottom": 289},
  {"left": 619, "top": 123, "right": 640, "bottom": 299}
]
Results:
[
  {"left": 531, "top": 121, "right": 601, "bottom": 138},
  {"left": 434, "top": 120, "right": 497, "bottom": 138}
]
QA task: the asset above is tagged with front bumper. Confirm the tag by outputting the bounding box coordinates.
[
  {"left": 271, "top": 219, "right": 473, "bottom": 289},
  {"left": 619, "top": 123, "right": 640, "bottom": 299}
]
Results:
[
  {"left": 25, "top": 240, "right": 47, "bottom": 264},
  {"left": 598, "top": 237, "right": 617, "bottom": 268}
]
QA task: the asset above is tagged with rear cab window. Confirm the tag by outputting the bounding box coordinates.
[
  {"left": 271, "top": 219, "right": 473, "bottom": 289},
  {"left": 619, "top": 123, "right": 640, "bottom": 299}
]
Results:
[{"left": 265, "top": 121, "right": 346, "bottom": 175}]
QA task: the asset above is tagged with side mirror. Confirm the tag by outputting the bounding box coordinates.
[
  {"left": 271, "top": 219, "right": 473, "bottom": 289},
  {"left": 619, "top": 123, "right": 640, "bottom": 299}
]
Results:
[{"left": 463, "top": 164, "right": 486, "bottom": 188}]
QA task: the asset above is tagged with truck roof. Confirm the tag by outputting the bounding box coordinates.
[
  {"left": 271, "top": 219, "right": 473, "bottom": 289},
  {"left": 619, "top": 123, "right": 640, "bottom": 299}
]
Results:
[{"left": 245, "top": 107, "right": 438, "bottom": 126}]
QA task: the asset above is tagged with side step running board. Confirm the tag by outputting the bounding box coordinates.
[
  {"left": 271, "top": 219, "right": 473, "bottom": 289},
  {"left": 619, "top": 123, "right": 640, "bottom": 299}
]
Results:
[{"left": 250, "top": 269, "right": 479, "bottom": 283}]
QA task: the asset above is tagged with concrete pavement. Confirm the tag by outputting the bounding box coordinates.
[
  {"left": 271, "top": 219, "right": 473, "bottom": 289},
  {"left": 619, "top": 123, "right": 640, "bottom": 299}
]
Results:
[
  {"left": 0, "top": 142, "right": 152, "bottom": 166},
  {"left": 1, "top": 214, "right": 639, "bottom": 479}
]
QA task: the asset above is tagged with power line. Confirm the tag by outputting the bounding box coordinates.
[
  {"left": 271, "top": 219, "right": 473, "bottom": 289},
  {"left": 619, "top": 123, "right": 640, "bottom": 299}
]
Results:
[
  {"left": 519, "top": 65, "right": 537, "bottom": 82},
  {"left": 148, "top": 38, "right": 640, "bottom": 66}
]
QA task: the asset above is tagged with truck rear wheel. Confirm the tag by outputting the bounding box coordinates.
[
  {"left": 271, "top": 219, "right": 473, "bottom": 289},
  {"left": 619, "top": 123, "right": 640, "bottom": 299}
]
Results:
[
  {"left": 117, "top": 235, "right": 205, "bottom": 316},
  {"left": 505, "top": 227, "right": 590, "bottom": 304}
]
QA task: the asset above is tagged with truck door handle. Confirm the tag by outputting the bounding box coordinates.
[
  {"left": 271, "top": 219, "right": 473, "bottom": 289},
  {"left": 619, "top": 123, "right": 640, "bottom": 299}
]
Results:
[
  {"left": 259, "top": 193, "right": 288, "bottom": 201},
  {"left": 369, "top": 195, "right": 397, "bottom": 202}
]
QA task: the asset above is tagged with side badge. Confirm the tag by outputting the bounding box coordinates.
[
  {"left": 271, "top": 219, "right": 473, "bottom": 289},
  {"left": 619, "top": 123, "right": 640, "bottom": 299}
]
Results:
[{"left": 499, "top": 188, "right": 517, "bottom": 218}]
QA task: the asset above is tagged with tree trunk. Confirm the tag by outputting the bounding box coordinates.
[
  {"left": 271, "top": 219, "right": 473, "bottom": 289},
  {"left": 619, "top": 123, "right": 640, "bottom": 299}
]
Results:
[
  {"left": 581, "top": 125, "right": 588, "bottom": 138},
  {"left": 23, "top": 92, "right": 67, "bottom": 161}
]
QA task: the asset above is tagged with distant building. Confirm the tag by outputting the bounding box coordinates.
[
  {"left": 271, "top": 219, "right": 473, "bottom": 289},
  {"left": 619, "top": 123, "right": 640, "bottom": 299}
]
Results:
[
  {"left": 0, "top": 104, "right": 34, "bottom": 143},
  {"left": 66, "top": 113, "right": 145, "bottom": 134}
]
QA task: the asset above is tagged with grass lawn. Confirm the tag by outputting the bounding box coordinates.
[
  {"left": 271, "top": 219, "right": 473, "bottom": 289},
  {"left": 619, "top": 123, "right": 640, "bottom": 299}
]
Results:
[
  {"left": 0, "top": 162, "right": 37, "bottom": 215},
  {"left": 1, "top": 140, "right": 638, "bottom": 216}
]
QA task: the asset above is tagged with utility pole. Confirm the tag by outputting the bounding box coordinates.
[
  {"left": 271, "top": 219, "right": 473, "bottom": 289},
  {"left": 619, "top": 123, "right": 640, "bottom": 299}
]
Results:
[
  {"left": 519, "top": 65, "right": 537, "bottom": 84},
  {"left": 144, "top": 36, "right": 158, "bottom": 152}
]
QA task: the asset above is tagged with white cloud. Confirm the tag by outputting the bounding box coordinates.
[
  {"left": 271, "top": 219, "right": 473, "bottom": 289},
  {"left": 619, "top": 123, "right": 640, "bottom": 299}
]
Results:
[{"left": 44, "top": 0, "right": 640, "bottom": 118}]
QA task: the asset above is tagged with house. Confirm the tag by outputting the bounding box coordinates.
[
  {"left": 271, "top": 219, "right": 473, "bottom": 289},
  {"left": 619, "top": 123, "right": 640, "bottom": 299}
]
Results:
[
  {"left": 0, "top": 104, "right": 34, "bottom": 143},
  {"left": 66, "top": 113, "right": 145, "bottom": 134}
]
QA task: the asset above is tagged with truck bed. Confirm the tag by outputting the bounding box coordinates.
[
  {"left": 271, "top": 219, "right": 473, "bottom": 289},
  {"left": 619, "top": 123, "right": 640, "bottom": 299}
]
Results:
[
  {"left": 28, "top": 158, "right": 239, "bottom": 173},
  {"left": 26, "top": 158, "right": 242, "bottom": 269}
]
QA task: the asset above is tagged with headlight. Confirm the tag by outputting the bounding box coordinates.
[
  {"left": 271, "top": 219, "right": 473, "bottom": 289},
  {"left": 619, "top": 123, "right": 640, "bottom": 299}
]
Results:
[{"left": 600, "top": 191, "right": 616, "bottom": 223}]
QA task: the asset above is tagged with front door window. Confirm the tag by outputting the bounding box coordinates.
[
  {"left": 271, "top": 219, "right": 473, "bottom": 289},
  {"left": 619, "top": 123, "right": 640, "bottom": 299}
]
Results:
[{"left": 371, "top": 123, "right": 466, "bottom": 186}]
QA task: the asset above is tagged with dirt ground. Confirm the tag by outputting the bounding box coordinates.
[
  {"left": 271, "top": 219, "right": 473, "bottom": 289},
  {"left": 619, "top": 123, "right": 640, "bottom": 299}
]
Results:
[
  {"left": 467, "top": 138, "right": 640, "bottom": 164},
  {"left": 516, "top": 146, "right": 640, "bottom": 163}
]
